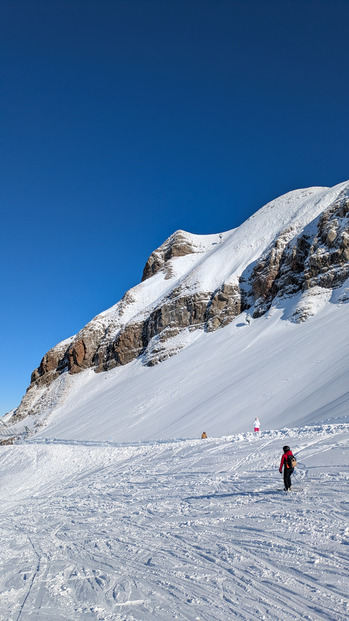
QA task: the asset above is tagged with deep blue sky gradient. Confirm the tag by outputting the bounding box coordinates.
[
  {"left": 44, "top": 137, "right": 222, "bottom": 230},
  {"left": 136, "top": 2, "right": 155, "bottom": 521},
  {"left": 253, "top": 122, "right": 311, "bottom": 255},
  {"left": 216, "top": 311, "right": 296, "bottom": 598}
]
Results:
[{"left": 1, "top": 0, "right": 349, "bottom": 413}]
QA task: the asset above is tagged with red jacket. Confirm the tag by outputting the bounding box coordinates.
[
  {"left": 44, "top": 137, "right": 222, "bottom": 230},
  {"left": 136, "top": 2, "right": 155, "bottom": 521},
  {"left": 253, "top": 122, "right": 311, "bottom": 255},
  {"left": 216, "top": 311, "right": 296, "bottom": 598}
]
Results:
[{"left": 279, "top": 450, "right": 293, "bottom": 473}]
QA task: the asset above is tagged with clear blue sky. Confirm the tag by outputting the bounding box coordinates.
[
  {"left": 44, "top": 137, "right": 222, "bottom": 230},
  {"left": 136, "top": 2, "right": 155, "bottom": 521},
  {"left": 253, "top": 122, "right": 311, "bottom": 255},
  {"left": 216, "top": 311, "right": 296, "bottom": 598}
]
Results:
[{"left": 1, "top": 0, "right": 349, "bottom": 414}]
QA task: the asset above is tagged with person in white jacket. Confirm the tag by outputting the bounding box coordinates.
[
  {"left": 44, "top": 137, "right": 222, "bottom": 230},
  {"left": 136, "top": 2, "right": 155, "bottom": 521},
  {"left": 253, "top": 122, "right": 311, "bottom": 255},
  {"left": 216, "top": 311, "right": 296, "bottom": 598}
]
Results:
[{"left": 254, "top": 417, "right": 260, "bottom": 433}]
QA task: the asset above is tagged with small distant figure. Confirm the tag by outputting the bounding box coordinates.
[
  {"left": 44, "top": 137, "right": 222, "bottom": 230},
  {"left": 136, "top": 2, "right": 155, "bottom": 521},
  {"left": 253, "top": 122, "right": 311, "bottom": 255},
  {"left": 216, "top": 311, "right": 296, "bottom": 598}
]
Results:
[
  {"left": 279, "top": 445, "right": 297, "bottom": 492},
  {"left": 201, "top": 431, "right": 208, "bottom": 439},
  {"left": 219, "top": 233, "right": 223, "bottom": 243},
  {"left": 253, "top": 417, "right": 260, "bottom": 434},
  {"left": 246, "top": 314, "right": 252, "bottom": 325}
]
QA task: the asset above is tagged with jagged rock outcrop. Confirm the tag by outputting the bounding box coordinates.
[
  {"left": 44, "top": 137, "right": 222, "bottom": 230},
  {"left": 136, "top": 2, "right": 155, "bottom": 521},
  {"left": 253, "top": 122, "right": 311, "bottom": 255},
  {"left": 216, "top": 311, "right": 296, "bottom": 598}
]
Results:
[
  {"left": 94, "top": 288, "right": 242, "bottom": 372},
  {"left": 63, "top": 322, "right": 106, "bottom": 374},
  {"left": 97, "top": 321, "right": 146, "bottom": 371},
  {"left": 251, "top": 188, "right": 349, "bottom": 317},
  {"left": 305, "top": 192, "right": 349, "bottom": 289},
  {"left": 206, "top": 283, "right": 243, "bottom": 331},
  {"left": 30, "top": 337, "right": 73, "bottom": 388},
  {"left": 142, "top": 230, "right": 205, "bottom": 281},
  {"left": 13, "top": 182, "right": 349, "bottom": 420}
]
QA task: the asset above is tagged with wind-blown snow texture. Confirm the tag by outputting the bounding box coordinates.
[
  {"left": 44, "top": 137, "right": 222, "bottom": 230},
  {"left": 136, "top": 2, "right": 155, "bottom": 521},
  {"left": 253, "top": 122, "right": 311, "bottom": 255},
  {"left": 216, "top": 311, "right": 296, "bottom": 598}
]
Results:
[{"left": 1, "top": 182, "right": 349, "bottom": 619}]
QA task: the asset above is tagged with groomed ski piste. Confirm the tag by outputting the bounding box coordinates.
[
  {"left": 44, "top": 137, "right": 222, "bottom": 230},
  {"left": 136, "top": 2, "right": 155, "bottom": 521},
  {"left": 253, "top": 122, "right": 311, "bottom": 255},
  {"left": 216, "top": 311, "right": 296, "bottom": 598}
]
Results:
[{"left": 0, "top": 425, "right": 348, "bottom": 620}]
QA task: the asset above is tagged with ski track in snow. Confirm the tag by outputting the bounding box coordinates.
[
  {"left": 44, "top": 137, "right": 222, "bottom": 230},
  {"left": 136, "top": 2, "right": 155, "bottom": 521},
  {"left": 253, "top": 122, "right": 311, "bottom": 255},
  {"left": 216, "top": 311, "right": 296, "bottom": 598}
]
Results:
[{"left": 0, "top": 425, "right": 348, "bottom": 620}]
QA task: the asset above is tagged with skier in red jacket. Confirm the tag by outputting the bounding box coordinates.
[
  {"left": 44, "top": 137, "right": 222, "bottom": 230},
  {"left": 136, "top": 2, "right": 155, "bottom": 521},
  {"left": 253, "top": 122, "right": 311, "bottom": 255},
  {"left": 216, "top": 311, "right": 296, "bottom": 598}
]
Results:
[{"left": 279, "top": 445, "right": 294, "bottom": 491}]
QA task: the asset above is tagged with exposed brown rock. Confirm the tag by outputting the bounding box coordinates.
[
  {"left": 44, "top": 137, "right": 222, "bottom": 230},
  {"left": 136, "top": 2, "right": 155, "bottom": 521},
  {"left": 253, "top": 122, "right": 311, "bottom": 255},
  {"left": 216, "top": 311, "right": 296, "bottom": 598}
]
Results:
[
  {"left": 251, "top": 227, "right": 298, "bottom": 303},
  {"left": 30, "top": 338, "right": 70, "bottom": 384},
  {"left": 146, "top": 290, "right": 209, "bottom": 335},
  {"left": 0, "top": 437, "right": 16, "bottom": 445},
  {"left": 305, "top": 194, "right": 349, "bottom": 289},
  {"left": 142, "top": 230, "right": 202, "bottom": 281},
  {"left": 95, "top": 285, "right": 245, "bottom": 369},
  {"left": 250, "top": 190, "right": 349, "bottom": 318},
  {"left": 101, "top": 322, "right": 145, "bottom": 371},
  {"left": 62, "top": 321, "right": 108, "bottom": 374},
  {"left": 206, "top": 283, "right": 242, "bottom": 332}
]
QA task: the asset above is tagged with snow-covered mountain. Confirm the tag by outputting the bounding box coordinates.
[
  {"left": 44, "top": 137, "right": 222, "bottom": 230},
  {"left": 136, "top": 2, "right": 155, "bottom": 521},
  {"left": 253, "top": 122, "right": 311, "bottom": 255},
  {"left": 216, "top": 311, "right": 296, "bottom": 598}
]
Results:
[
  {"left": 5, "top": 180, "right": 349, "bottom": 441},
  {"left": 1, "top": 181, "right": 349, "bottom": 621}
]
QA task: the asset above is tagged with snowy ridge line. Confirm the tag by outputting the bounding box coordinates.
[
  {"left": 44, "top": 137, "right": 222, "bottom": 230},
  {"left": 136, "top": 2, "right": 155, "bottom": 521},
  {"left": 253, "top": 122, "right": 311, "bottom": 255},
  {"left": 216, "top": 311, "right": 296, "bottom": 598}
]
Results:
[{"left": 20, "top": 422, "right": 349, "bottom": 450}]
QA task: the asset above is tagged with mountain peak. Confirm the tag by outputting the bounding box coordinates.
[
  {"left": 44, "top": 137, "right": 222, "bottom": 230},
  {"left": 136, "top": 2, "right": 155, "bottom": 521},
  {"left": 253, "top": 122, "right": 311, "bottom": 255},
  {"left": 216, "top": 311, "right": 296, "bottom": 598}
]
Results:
[
  {"left": 8, "top": 181, "right": 349, "bottom": 434},
  {"left": 141, "top": 228, "right": 219, "bottom": 281}
]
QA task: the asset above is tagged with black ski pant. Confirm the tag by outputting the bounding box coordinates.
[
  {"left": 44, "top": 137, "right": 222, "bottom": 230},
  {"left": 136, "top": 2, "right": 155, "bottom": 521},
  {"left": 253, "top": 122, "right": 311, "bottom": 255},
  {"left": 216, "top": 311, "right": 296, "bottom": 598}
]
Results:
[{"left": 283, "top": 467, "right": 294, "bottom": 490}]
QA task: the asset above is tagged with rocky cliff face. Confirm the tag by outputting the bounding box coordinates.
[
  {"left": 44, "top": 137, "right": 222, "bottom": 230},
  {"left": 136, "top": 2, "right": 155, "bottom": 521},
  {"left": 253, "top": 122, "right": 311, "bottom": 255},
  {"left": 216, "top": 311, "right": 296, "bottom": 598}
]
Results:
[
  {"left": 13, "top": 182, "right": 349, "bottom": 420},
  {"left": 251, "top": 188, "right": 349, "bottom": 317},
  {"left": 141, "top": 229, "right": 205, "bottom": 281}
]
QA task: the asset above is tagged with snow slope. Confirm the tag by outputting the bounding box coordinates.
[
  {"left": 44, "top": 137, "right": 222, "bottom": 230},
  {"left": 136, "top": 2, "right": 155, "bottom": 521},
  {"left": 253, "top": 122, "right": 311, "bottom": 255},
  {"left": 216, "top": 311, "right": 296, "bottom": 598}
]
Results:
[
  {"left": 1, "top": 425, "right": 348, "bottom": 620},
  {"left": 6, "top": 276, "right": 348, "bottom": 443}
]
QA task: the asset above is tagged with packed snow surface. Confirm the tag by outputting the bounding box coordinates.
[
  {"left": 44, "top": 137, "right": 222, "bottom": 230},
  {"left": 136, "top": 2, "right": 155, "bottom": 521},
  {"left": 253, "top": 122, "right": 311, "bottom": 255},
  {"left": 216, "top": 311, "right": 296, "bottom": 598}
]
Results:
[{"left": 1, "top": 426, "right": 348, "bottom": 620}]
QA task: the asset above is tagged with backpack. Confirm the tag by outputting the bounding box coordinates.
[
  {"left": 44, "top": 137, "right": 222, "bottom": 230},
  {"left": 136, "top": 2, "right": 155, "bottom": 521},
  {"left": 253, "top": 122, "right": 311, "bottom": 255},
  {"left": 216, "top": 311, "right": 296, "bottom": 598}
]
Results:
[{"left": 287, "top": 454, "right": 297, "bottom": 468}]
